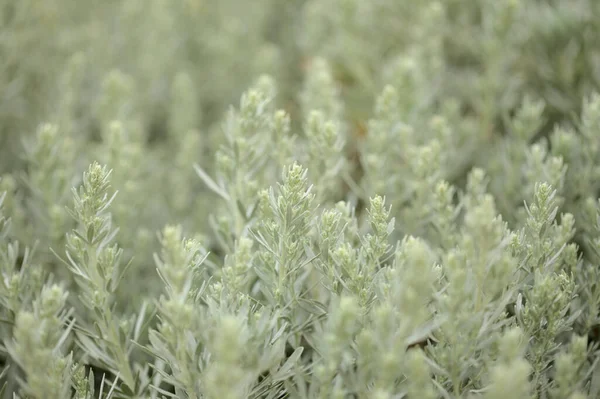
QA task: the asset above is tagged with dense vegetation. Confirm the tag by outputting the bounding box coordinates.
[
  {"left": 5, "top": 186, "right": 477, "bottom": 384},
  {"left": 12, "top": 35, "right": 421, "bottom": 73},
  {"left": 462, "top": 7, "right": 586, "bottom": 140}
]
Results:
[{"left": 2, "top": 1, "right": 600, "bottom": 398}]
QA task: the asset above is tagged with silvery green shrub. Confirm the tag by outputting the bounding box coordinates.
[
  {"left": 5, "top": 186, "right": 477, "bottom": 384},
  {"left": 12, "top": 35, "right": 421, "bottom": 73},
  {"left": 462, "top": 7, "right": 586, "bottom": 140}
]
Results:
[{"left": 2, "top": 0, "right": 600, "bottom": 398}]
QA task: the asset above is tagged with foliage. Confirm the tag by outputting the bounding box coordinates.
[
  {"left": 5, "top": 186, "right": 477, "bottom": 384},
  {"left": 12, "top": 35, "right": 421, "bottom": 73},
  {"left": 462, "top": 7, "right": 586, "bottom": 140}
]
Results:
[{"left": 2, "top": 0, "right": 600, "bottom": 398}]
